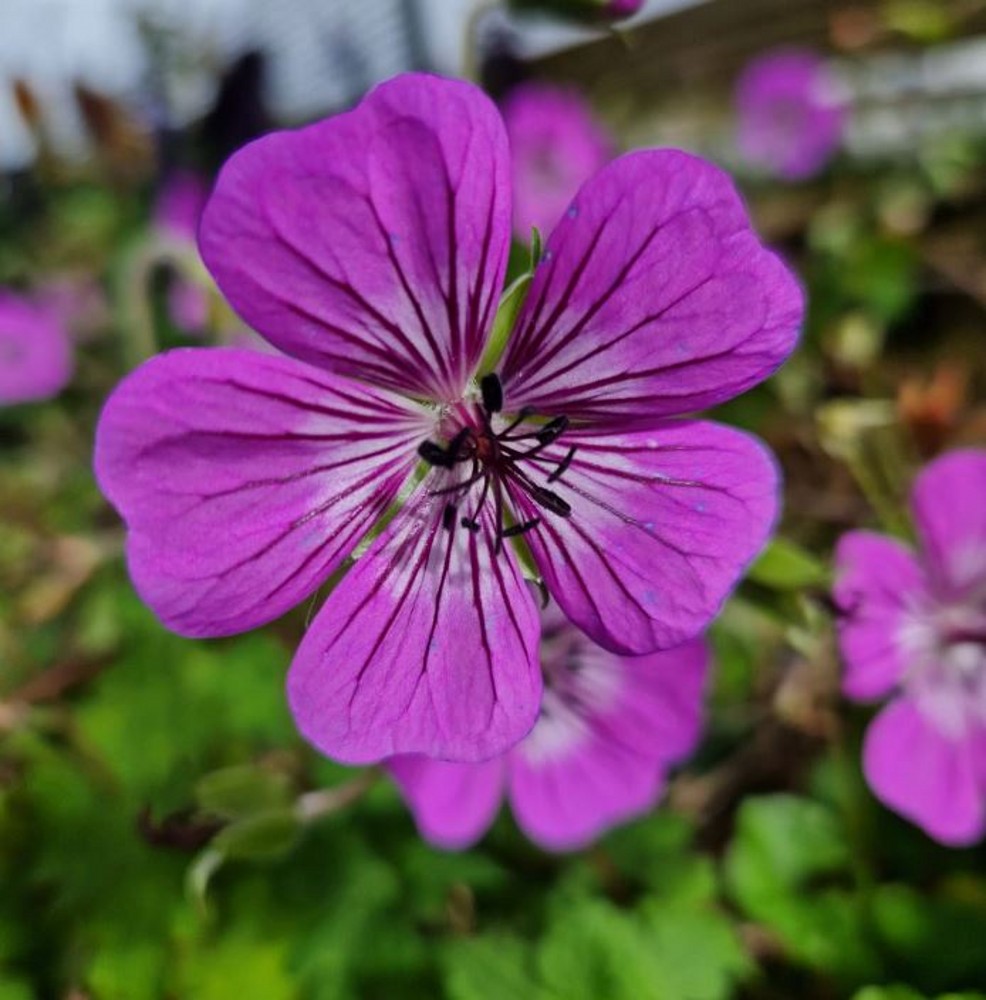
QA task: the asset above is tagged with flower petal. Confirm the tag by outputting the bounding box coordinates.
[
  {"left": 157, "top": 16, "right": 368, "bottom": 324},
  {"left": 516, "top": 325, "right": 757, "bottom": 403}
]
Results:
[
  {"left": 863, "top": 697, "right": 985, "bottom": 846},
  {"left": 625, "top": 637, "right": 711, "bottom": 763},
  {"left": 512, "top": 421, "right": 778, "bottom": 653},
  {"left": 94, "top": 348, "right": 427, "bottom": 638},
  {"left": 0, "top": 291, "right": 73, "bottom": 405},
  {"left": 200, "top": 73, "right": 511, "bottom": 401},
  {"left": 507, "top": 636, "right": 709, "bottom": 851},
  {"left": 910, "top": 449, "right": 986, "bottom": 597},
  {"left": 388, "top": 755, "right": 506, "bottom": 850},
  {"left": 833, "top": 531, "right": 925, "bottom": 701},
  {"left": 498, "top": 149, "right": 802, "bottom": 427},
  {"left": 287, "top": 495, "right": 542, "bottom": 764}
]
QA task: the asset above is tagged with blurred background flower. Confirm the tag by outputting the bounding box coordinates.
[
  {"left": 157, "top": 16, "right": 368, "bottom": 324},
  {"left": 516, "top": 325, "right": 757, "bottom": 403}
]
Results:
[
  {"left": 502, "top": 81, "right": 614, "bottom": 240},
  {"left": 0, "top": 289, "right": 73, "bottom": 405},
  {"left": 734, "top": 48, "right": 847, "bottom": 180}
]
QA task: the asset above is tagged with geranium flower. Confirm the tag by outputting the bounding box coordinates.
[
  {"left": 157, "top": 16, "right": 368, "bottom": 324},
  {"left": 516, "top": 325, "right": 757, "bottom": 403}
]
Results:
[
  {"left": 390, "top": 605, "right": 708, "bottom": 851},
  {"left": 0, "top": 289, "right": 73, "bottom": 406},
  {"left": 503, "top": 82, "right": 614, "bottom": 242},
  {"left": 735, "top": 49, "right": 846, "bottom": 181},
  {"left": 94, "top": 73, "right": 802, "bottom": 764},
  {"left": 834, "top": 450, "right": 986, "bottom": 845}
]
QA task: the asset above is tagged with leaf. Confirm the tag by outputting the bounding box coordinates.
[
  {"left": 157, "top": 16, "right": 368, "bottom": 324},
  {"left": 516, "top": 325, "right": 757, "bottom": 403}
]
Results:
[
  {"left": 537, "top": 896, "right": 746, "bottom": 1000},
  {"left": 852, "top": 989, "right": 925, "bottom": 1000},
  {"left": 872, "top": 883, "right": 986, "bottom": 993},
  {"left": 724, "top": 795, "right": 881, "bottom": 982},
  {"left": 212, "top": 810, "right": 301, "bottom": 861},
  {"left": 602, "top": 812, "right": 718, "bottom": 905},
  {"left": 725, "top": 795, "right": 849, "bottom": 894},
  {"left": 0, "top": 980, "right": 32, "bottom": 1000},
  {"left": 172, "top": 925, "right": 296, "bottom": 1000},
  {"left": 442, "top": 935, "right": 540, "bottom": 1000},
  {"left": 537, "top": 899, "right": 664, "bottom": 1000},
  {"left": 639, "top": 900, "right": 751, "bottom": 1000},
  {"left": 196, "top": 765, "right": 292, "bottom": 821},
  {"left": 748, "top": 538, "right": 829, "bottom": 590}
]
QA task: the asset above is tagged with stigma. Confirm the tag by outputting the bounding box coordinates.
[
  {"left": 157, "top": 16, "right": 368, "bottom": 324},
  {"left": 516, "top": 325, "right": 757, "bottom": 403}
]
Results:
[{"left": 417, "top": 373, "right": 576, "bottom": 551}]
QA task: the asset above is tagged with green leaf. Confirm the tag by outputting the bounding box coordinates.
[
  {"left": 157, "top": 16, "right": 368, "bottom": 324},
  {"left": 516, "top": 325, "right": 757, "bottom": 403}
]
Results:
[
  {"left": 538, "top": 899, "right": 663, "bottom": 1000},
  {"left": 172, "top": 926, "right": 296, "bottom": 1000},
  {"left": 852, "top": 990, "right": 986, "bottom": 1000},
  {"left": 639, "top": 900, "right": 751, "bottom": 1000},
  {"left": 442, "top": 935, "right": 540, "bottom": 1000},
  {"left": 724, "top": 795, "right": 880, "bottom": 981},
  {"left": 725, "top": 795, "right": 850, "bottom": 893},
  {"left": 852, "top": 988, "right": 925, "bottom": 1000},
  {"left": 872, "top": 883, "right": 986, "bottom": 993},
  {"left": 602, "top": 812, "right": 717, "bottom": 905},
  {"left": 748, "top": 538, "right": 829, "bottom": 590},
  {"left": 537, "top": 896, "right": 746, "bottom": 1000},
  {"left": 0, "top": 979, "right": 32, "bottom": 1000},
  {"left": 196, "top": 765, "right": 292, "bottom": 821},
  {"left": 212, "top": 810, "right": 302, "bottom": 861}
]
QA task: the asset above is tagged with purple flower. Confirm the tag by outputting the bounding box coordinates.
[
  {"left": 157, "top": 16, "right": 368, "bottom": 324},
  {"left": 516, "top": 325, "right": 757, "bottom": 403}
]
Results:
[
  {"left": 834, "top": 450, "right": 986, "bottom": 846},
  {"left": 390, "top": 606, "right": 708, "bottom": 851},
  {"left": 94, "top": 73, "right": 802, "bottom": 765},
  {"left": 155, "top": 171, "right": 211, "bottom": 333},
  {"left": 503, "top": 82, "right": 614, "bottom": 242},
  {"left": 155, "top": 171, "right": 209, "bottom": 243},
  {"left": 0, "top": 289, "right": 73, "bottom": 406},
  {"left": 735, "top": 49, "right": 846, "bottom": 181}
]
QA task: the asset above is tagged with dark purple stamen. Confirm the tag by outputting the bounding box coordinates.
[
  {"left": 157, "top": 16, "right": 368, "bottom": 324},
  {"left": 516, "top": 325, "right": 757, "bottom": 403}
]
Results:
[
  {"left": 480, "top": 372, "right": 503, "bottom": 413},
  {"left": 547, "top": 445, "right": 576, "bottom": 484},
  {"left": 535, "top": 415, "right": 569, "bottom": 445},
  {"left": 419, "top": 440, "right": 456, "bottom": 468},
  {"left": 419, "top": 371, "right": 576, "bottom": 551},
  {"left": 502, "top": 518, "right": 541, "bottom": 538},
  {"left": 442, "top": 503, "right": 457, "bottom": 531}
]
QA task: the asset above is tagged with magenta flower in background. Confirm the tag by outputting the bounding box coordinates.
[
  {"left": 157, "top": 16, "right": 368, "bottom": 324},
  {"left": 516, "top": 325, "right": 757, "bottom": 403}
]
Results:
[
  {"left": 735, "top": 49, "right": 846, "bottom": 181},
  {"left": 154, "top": 171, "right": 211, "bottom": 333},
  {"left": 390, "top": 606, "right": 708, "bottom": 851},
  {"left": 95, "top": 73, "right": 802, "bottom": 765},
  {"left": 834, "top": 450, "right": 986, "bottom": 846},
  {"left": 155, "top": 170, "right": 209, "bottom": 243},
  {"left": 0, "top": 289, "right": 73, "bottom": 406},
  {"left": 503, "top": 82, "right": 614, "bottom": 242}
]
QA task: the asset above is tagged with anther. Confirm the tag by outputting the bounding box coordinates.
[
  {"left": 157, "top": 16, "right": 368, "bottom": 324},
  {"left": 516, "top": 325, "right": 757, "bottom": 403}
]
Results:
[
  {"left": 419, "top": 440, "right": 455, "bottom": 468},
  {"left": 529, "top": 485, "right": 572, "bottom": 517},
  {"left": 547, "top": 445, "right": 577, "bottom": 483},
  {"left": 501, "top": 517, "right": 540, "bottom": 538},
  {"left": 480, "top": 372, "right": 503, "bottom": 414},
  {"left": 442, "top": 504, "right": 457, "bottom": 531},
  {"left": 460, "top": 517, "right": 481, "bottom": 533},
  {"left": 535, "top": 415, "right": 569, "bottom": 445},
  {"left": 419, "top": 427, "right": 471, "bottom": 468}
]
